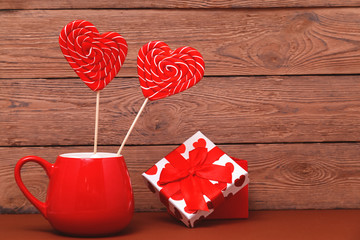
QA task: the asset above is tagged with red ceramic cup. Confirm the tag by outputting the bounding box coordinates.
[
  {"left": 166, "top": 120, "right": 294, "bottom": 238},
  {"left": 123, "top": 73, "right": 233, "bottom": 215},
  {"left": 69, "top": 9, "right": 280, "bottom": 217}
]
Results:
[{"left": 14, "top": 152, "right": 134, "bottom": 236}]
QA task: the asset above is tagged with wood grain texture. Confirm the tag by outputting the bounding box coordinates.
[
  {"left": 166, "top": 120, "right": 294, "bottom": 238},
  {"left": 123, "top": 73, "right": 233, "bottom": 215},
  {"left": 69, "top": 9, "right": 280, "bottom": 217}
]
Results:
[
  {"left": 2, "top": 143, "right": 359, "bottom": 213},
  {"left": 1, "top": 8, "right": 360, "bottom": 78},
  {"left": 2, "top": 75, "right": 360, "bottom": 147},
  {"left": 2, "top": 0, "right": 360, "bottom": 9},
  {"left": 1, "top": 0, "right": 360, "bottom": 216}
]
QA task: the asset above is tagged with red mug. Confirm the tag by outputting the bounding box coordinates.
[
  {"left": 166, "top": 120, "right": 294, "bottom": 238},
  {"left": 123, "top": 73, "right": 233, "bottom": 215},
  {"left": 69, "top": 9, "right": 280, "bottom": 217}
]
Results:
[{"left": 14, "top": 152, "right": 134, "bottom": 236}]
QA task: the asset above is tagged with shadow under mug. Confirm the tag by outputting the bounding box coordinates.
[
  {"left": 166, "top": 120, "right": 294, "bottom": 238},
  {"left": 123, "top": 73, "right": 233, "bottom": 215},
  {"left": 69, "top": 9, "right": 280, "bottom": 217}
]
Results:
[{"left": 14, "top": 152, "right": 134, "bottom": 237}]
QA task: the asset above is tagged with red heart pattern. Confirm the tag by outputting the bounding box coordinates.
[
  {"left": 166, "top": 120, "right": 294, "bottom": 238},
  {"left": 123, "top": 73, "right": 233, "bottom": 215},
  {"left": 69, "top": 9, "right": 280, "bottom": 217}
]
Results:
[
  {"left": 59, "top": 20, "right": 128, "bottom": 91},
  {"left": 137, "top": 41, "right": 205, "bottom": 101}
]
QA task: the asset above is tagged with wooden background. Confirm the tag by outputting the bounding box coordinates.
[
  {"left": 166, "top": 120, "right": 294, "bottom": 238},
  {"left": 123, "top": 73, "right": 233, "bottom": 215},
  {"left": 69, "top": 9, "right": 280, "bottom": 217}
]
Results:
[{"left": 1, "top": 1, "right": 360, "bottom": 213}]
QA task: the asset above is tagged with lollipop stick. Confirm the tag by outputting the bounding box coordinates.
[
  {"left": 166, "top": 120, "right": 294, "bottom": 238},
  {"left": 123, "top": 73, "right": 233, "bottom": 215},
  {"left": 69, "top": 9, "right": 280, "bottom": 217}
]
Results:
[
  {"left": 94, "top": 91, "right": 100, "bottom": 154},
  {"left": 117, "top": 98, "right": 149, "bottom": 156}
]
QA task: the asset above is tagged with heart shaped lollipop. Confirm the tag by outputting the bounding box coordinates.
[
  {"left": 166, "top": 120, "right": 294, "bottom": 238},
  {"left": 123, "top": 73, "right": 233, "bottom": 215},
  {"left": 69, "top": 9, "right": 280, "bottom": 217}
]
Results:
[
  {"left": 59, "top": 20, "right": 128, "bottom": 91},
  {"left": 137, "top": 41, "right": 205, "bottom": 101},
  {"left": 117, "top": 41, "right": 205, "bottom": 156}
]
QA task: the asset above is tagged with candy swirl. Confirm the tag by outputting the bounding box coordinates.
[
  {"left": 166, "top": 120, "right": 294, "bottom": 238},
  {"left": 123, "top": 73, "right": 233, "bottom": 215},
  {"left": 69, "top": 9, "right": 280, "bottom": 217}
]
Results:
[
  {"left": 59, "top": 20, "right": 128, "bottom": 91},
  {"left": 137, "top": 41, "right": 205, "bottom": 101}
]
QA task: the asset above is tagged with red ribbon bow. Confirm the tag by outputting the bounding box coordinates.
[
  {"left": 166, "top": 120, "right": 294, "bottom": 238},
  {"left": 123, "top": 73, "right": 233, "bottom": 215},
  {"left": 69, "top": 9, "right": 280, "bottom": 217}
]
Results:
[{"left": 158, "top": 146, "right": 233, "bottom": 212}]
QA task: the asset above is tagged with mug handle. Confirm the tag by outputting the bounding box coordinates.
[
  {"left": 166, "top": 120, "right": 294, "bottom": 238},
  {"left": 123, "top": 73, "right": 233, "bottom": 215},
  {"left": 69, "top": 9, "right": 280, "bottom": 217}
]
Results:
[{"left": 14, "top": 156, "right": 54, "bottom": 218}]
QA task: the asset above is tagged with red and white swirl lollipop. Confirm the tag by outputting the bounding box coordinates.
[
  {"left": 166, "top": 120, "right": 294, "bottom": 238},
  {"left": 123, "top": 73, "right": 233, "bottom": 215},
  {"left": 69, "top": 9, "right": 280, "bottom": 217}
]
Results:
[
  {"left": 117, "top": 41, "right": 205, "bottom": 155},
  {"left": 138, "top": 41, "right": 205, "bottom": 101},
  {"left": 59, "top": 20, "right": 128, "bottom": 91},
  {"left": 59, "top": 20, "right": 128, "bottom": 154}
]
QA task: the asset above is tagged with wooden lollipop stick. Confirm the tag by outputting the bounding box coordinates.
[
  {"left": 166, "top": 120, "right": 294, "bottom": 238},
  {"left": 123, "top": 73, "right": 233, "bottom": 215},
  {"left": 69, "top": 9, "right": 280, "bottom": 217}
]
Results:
[
  {"left": 94, "top": 91, "right": 100, "bottom": 154},
  {"left": 117, "top": 98, "right": 149, "bottom": 156}
]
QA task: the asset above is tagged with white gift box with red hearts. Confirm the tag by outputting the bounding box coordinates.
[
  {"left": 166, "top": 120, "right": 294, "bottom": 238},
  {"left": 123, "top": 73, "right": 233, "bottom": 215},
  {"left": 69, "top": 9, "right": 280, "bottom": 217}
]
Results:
[{"left": 142, "top": 131, "right": 249, "bottom": 227}]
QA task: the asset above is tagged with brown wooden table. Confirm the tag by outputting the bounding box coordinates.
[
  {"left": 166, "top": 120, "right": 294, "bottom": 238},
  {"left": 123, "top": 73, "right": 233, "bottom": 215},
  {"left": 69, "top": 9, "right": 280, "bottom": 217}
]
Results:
[{"left": 1, "top": 210, "right": 359, "bottom": 240}]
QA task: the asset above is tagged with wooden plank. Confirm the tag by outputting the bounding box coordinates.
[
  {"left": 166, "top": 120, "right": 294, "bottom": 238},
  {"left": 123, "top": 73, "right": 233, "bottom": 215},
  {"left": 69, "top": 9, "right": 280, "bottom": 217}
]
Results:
[
  {"left": 1, "top": 143, "right": 360, "bottom": 213},
  {"left": 2, "top": 75, "right": 360, "bottom": 147},
  {"left": 1, "top": 8, "right": 360, "bottom": 78},
  {"left": 2, "top": 0, "right": 360, "bottom": 10}
]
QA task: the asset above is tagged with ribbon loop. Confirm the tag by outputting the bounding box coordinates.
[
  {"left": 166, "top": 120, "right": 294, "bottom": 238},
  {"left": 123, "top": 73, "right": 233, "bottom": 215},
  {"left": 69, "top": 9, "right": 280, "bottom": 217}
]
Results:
[{"left": 158, "top": 146, "right": 232, "bottom": 212}]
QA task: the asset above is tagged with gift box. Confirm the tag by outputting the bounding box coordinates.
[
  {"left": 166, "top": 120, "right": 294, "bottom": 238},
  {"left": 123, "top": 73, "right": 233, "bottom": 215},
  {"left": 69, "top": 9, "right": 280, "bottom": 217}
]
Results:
[{"left": 142, "top": 131, "right": 249, "bottom": 227}]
